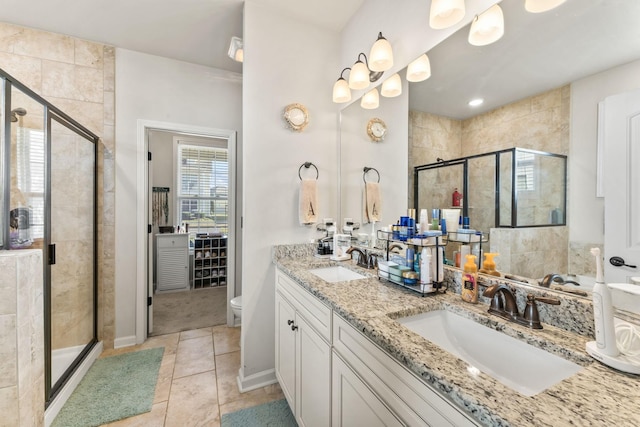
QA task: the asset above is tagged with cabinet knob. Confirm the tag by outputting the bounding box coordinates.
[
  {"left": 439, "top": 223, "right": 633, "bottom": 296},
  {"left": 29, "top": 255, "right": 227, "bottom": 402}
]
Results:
[
  {"left": 291, "top": 325, "right": 298, "bottom": 331},
  {"left": 287, "top": 319, "right": 294, "bottom": 326}
]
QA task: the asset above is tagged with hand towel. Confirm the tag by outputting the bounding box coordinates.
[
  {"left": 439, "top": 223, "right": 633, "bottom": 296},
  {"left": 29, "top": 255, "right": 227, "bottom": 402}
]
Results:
[
  {"left": 299, "top": 179, "right": 318, "bottom": 225},
  {"left": 364, "top": 182, "right": 381, "bottom": 223}
]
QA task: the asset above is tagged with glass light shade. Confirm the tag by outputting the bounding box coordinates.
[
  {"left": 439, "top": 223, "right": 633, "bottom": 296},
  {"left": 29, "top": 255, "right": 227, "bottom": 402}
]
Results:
[
  {"left": 468, "top": 4, "right": 504, "bottom": 46},
  {"left": 349, "top": 60, "right": 370, "bottom": 90},
  {"left": 332, "top": 78, "right": 351, "bottom": 103},
  {"left": 406, "top": 54, "right": 432, "bottom": 82},
  {"left": 381, "top": 73, "right": 402, "bottom": 98},
  {"left": 361, "top": 88, "right": 379, "bottom": 109},
  {"left": 369, "top": 33, "right": 394, "bottom": 72},
  {"left": 525, "top": 0, "right": 567, "bottom": 13},
  {"left": 234, "top": 48, "right": 244, "bottom": 62},
  {"left": 429, "top": 0, "right": 466, "bottom": 29}
]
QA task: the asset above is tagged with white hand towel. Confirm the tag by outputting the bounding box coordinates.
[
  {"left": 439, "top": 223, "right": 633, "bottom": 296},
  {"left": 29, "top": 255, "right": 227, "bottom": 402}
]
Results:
[
  {"left": 364, "top": 182, "right": 381, "bottom": 223},
  {"left": 299, "top": 179, "right": 318, "bottom": 225}
]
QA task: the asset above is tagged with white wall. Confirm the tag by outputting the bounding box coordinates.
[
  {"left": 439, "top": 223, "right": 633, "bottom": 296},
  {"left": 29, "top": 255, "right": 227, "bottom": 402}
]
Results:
[
  {"left": 115, "top": 49, "right": 242, "bottom": 343},
  {"left": 240, "top": 1, "right": 340, "bottom": 386},
  {"left": 569, "top": 58, "right": 640, "bottom": 244}
]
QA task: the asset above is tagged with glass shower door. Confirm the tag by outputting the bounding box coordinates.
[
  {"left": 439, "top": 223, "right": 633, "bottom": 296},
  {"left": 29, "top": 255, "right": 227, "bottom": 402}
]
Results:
[{"left": 48, "top": 115, "right": 97, "bottom": 393}]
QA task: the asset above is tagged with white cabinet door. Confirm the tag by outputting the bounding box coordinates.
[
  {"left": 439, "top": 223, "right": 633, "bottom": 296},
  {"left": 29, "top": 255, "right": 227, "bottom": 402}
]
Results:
[
  {"left": 275, "top": 292, "right": 297, "bottom": 409},
  {"left": 297, "top": 315, "right": 331, "bottom": 427},
  {"left": 332, "top": 352, "right": 404, "bottom": 427}
]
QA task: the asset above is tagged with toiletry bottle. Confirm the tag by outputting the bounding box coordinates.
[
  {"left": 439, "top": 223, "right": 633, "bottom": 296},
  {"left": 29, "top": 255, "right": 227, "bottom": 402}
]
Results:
[
  {"left": 414, "top": 250, "right": 420, "bottom": 275},
  {"left": 420, "top": 247, "right": 432, "bottom": 291},
  {"left": 479, "top": 253, "right": 501, "bottom": 276},
  {"left": 406, "top": 247, "right": 415, "bottom": 270},
  {"left": 452, "top": 188, "right": 462, "bottom": 207},
  {"left": 461, "top": 254, "right": 478, "bottom": 303}
]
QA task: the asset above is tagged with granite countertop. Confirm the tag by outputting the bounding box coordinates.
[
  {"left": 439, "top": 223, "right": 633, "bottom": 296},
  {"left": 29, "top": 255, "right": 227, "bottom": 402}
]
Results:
[{"left": 273, "top": 251, "right": 640, "bottom": 427}]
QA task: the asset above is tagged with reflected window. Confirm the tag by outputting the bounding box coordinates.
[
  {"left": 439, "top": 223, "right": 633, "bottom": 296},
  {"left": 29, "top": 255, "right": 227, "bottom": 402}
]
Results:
[{"left": 516, "top": 151, "right": 535, "bottom": 192}]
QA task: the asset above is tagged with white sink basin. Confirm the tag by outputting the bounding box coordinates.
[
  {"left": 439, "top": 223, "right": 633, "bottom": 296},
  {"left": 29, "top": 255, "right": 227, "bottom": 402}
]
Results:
[
  {"left": 397, "top": 310, "right": 583, "bottom": 396},
  {"left": 309, "top": 266, "right": 366, "bottom": 283}
]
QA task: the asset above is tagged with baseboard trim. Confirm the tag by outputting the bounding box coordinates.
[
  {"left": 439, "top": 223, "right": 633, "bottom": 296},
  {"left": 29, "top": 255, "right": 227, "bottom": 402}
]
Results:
[
  {"left": 114, "top": 335, "right": 137, "bottom": 349},
  {"left": 45, "top": 341, "right": 103, "bottom": 427},
  {"left": 237, "top": 367, "right": 277, "bottom": 393}
]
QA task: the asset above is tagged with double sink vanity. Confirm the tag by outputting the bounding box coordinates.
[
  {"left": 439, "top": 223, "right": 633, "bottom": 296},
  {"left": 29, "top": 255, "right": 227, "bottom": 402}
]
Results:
[{"left": 273, "top": 243, "right": 639, "bottom": 426}]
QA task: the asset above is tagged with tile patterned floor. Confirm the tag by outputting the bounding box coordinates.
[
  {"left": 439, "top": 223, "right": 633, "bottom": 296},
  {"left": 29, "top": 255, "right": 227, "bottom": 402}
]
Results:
[{"left": 100, "top": 326, "right": 284, "bottom": 426}]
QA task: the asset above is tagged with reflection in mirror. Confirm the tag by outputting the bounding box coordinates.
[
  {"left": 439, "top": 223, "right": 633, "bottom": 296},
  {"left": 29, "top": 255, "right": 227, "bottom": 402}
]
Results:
[{"left": 340, "top": 1, "right": 640, "bottom": 307}]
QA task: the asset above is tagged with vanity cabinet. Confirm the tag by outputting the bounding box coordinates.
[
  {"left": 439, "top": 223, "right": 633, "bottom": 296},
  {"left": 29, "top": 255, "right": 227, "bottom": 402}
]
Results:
[
  {"left": 275, "top": 267, "right": 479, "bottom": 427},
  {"left": 156, "top": 233, "right": 189, "bottom": 292},
  {"left": 275, "top": 270, "right": 331, "bottom": 427},
  {"left": 332, "top": 314, "right": 479, "bottom": 427}
]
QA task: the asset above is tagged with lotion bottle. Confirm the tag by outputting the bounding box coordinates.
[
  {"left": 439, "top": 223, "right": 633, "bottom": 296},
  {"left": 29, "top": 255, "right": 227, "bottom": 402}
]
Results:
[{"left": 461, "top": 254, "right": 478, "bottom": 303}]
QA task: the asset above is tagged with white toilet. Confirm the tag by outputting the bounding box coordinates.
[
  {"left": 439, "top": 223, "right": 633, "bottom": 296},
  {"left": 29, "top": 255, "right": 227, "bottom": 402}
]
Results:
[{"left": 230, "top": 295, "right": 242, "bottom": 319}]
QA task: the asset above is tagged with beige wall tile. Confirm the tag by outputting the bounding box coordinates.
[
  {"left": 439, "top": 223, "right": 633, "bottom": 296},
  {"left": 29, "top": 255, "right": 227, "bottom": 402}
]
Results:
[
  {"left": 0, "top": 314, "right": 18, "bottom": 387},
  {"left": 0, "top": 255, "right": 17, "bottom": 316},
  {"left": 11, "top": 26, "right": 74, "bottom": 64},
  {"left": 0, "top": 52, "right": 42, "bottom": 91},
  {"left": 74, "top": 39, "right": 103, "bottom": 69},
  {"left": 0, "top": 386, "right": 20, "bottom": 426}
]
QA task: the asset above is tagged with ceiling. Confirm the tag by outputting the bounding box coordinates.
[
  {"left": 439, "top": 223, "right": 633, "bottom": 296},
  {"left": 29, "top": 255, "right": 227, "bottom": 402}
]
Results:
[
  {"left": 0, "top": 0, "right": 365, "bottom": 73},
  {"left": 409, "top": 0, "right": 640, "bottom": 119}
]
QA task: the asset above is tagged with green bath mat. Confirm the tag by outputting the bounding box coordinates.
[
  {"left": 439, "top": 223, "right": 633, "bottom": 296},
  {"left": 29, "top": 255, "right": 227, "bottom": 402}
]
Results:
[
  {"left": 221, "top": 399, "right": 297, "bottom": 427},
  {"left": 52, "top": 347, "right": 164, "bottom": 427}
]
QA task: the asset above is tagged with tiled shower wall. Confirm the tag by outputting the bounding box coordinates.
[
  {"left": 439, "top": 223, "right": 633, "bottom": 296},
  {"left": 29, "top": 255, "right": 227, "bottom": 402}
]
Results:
[
  {"left": 0, "top": 23, "right": 116, "bottom": 349},
  {"left": 0, "top": 250, "right": 44, "bottom": 426},
  {"left": 410, "top": 86, "right": 574, "bottom": 279}
]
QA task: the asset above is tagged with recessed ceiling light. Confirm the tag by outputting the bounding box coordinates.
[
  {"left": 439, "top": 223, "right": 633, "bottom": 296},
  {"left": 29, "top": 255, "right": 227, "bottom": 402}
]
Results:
[{"left": 468, "top": 98, "right": 484, "bottom": 107}]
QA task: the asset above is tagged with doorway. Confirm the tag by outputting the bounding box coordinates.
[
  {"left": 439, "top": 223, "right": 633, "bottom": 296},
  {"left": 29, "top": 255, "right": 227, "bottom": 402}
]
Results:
[
  {"left": 135, "top": 120, "right": 237, "bottom": 343},
  {"left": 148, "top": 130, "right": 231, "bottom": 335}
]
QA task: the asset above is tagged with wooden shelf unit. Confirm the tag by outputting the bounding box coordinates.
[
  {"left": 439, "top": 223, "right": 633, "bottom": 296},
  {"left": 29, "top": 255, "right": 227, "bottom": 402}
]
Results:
[{"left": 193, "top": 235, "right": 227, "bottom": 289}]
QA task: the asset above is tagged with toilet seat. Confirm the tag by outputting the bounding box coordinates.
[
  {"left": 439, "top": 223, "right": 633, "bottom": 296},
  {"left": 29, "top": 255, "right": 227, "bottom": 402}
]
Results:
[{"left": 230, "top": 295, "right": 242, "bottom": 308}]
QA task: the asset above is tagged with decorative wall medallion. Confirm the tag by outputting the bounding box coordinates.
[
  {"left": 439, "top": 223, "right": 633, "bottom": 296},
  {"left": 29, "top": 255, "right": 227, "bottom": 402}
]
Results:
[
  {"left": 283, "top": 103, "right": 309, "bottom": 132},
  {"left": 367, "top": 117, "right": 387, "bottom": 142}
]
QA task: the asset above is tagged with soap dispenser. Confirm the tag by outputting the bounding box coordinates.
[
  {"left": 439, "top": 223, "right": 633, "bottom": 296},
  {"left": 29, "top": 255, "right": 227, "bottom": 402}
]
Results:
[
  {"left": 479, "top": 252, "right": 501, "bottom": 277},
  {"left": 461, "top": 254, "right": 478, "bottom": 303}
]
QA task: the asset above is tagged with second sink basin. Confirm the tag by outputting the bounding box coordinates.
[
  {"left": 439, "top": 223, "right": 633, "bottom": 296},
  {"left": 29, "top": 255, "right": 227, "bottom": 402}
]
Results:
[
  {"left": 308, "top": 266, "right": 366, "bottom": 283},
  {"left": 397, "top": 310, "right": 583, "bottom": 396}
]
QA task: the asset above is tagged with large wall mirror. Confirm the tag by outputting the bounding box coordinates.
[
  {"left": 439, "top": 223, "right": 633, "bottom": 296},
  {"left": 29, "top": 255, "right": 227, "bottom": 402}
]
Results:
[{"left": 339, "top": 0, "right": 640, "bottom": 300}]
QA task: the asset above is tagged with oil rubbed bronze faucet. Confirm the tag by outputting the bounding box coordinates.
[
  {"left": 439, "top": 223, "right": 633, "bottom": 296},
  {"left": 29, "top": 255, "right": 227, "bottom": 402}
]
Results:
[
  {"left": 482, "top": 284, "right": 561, "bottom": 329},
  {"left": 346, "top": 246, "right": 378, "bottom": 269}
]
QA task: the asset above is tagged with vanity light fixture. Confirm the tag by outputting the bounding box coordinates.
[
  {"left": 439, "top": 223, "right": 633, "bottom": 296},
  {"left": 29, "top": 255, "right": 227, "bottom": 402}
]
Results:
[
  {"left": 406, "top": 54, "right": 432, "bottom": 82},
  {"left": 361, "top": 88, "right": 380, "bottom": 109},
  {"left": 333, "top": 32, "right": 394, "bottom": 104},
  {"left": 368, "top": 32, "right": 394, "bottom": 72},
  {"left": 468, "top": 4, "right": 504, "bottom": 46},
  {"left": 332, "top": 68, "right": 352, "bottom": 103},
  {"left": 524, "top": 0, "right": 567, "bottom": 13},
  {"left": 228, "top": 36, "right": 243, "bottom": 62},
  {"left": 429, "top": 0, "right": 466, "bottom": 29},
  {"left": 381, "top": 73, "right": 402, "bottom": 98},
  {"left": 468, "top": 98, "right": 484, "bottom": 107}
]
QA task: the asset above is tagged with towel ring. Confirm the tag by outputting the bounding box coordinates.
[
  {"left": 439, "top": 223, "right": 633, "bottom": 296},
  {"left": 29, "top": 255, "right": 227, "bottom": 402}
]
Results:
[
  {"left": 363, "top": 166, "right": 380, "bottom": 184},
  {"left": 299, "top": 162, "right": 319, "bottom": 180}
]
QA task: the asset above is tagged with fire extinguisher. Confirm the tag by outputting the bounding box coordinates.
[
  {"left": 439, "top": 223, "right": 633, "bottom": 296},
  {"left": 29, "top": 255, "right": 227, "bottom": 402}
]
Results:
[{"left": 452, "top": 188, "right": 462, "bottom": 207}]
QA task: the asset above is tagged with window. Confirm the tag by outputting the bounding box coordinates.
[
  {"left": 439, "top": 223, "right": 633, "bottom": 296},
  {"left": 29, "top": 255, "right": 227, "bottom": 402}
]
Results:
[
  {"left": 515, "top": 151, "right": 535, "bottom": 192},
  {"left": 15, "top": 127, "right": 45, "bottom": 239},
  {"left": 176, "top": 142, "right": 229, "bottom": 234}
]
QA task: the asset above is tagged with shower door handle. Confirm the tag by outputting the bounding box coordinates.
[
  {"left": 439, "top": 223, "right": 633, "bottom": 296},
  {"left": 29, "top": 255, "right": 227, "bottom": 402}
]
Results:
[{"left": 48, "top": 244, "right": 56, "bottom": 265}]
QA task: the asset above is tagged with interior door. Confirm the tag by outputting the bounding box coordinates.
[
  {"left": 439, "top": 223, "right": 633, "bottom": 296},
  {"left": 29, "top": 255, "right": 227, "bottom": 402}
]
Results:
[
  {"left": 603, "top": 88, "right": 640, "bottom": 284},
  {"left": 147, "top": 147, "right": 154, "bottom": 334}
]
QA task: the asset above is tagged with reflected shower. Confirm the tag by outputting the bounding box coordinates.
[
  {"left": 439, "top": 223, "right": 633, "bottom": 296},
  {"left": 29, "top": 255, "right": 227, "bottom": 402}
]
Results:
[{"left": 10, "top": 107, "right": 27, "bottom": 122}]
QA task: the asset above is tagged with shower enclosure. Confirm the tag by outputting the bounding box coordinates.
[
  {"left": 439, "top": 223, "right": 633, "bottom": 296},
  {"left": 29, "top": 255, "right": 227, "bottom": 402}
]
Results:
[{"left": 1, "top": 68, "right": 99, "bottom": 407}]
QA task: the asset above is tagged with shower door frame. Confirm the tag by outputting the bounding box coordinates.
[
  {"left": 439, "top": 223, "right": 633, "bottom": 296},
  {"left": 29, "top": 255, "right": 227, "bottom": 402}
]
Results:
[{"left": 0, "top": 68, "right": 100, "bottom": 408}]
